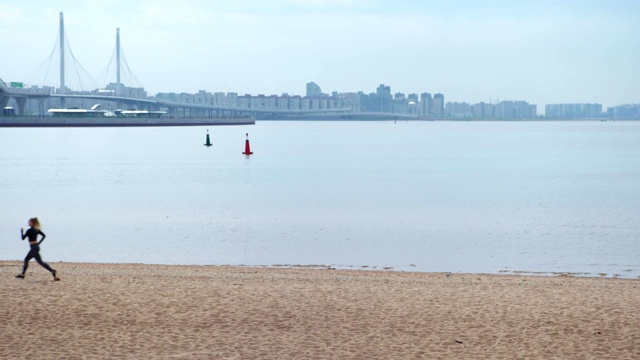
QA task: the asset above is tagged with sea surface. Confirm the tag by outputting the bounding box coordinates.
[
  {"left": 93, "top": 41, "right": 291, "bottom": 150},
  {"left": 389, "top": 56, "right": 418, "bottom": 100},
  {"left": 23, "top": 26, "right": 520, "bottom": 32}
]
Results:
[{"left": 1, "top": 121, "right": 639, "bottom": 278}]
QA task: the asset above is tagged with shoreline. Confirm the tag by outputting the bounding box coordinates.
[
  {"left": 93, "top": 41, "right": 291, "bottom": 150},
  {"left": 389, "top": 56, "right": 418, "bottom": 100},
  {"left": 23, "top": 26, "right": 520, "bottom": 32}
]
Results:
[
  {"left": 2, "top": 260, "right": 638, "bottom": 280},
  {"left": 2, "top": 261, "right": 639, "bottom": 358}
]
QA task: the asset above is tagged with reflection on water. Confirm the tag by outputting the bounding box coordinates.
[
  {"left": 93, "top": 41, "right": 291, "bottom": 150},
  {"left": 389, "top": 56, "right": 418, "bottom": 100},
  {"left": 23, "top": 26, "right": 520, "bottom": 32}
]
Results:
[{"left": 1, "top": 121, "right": 639, "bottom": 278}]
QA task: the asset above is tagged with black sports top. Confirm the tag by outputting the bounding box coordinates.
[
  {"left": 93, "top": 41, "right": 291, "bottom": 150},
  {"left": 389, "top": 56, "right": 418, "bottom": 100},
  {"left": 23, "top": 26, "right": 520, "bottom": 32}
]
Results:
[{"left": 22, "top": 228, "right": 46, "bottom": 243}]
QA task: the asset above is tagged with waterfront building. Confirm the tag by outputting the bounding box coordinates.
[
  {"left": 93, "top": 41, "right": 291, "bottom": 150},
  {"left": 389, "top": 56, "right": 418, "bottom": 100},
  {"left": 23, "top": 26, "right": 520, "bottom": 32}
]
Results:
[
  {"left": 420, "top": 93, "right": 432, "bottom": 118},
  {"left": 494, "top": 100, "right": 536, "bottom": 119},
  {"left": 392, "top": 98, "right": 409, "bottom": 114},
  {"left": 311, "top": 97, "right": 320, "bottom": 109},
  {"left": 470, "top": 102, "right": 497, "bottom": 118},
  {"left": 195, "top": 90, "right": 213, "bottom": 105},
  {"left": 264, "top": 95, "right": 277, "bottom": 109},
  {"left": 104, "top": 83, "right": 147, "bottom": 99},
  {"left": 357, "top": 91, "right": 372, "bottom": 112},
  {"left": 338, "top": 93, "right": 360, "bottom": 112},
  {"left": 226, "top": 92, "right": 238, "bottom": 107},
  {"left": 377, "top": 84, "right": 392, "bottom": 112},
  {"left": 180, "top": 93, "right": 194, "bottom": 104},
  {"left": 545, "top": 103, "right": 603, "bottom": 119},
  {"left": 277, "top": 94, "right": 289, "bottom": 109},
  {"left": 250, "top": 95, "right": 264, "bottom": 109},
  {"left": 306, "top": 82, "right": 321, "bottom": 97},
  {"left": 432, "top": 93, "right": 445, "bottom": 116},
  {"left": 237, "top": 95, "right": 249, "bottom": 108},
  {"left": 301, "top": 97, "right": 311, "bottom": 110},
  {"left": 213, "top": 92, "right": 225, "bottom": 106},
  {"left": 445, "top": 102, "right": 472, "bottom": 118},
  {"left": 290, "top": 96, "right": 301, "bottom": 110},
  {"left": 611, "top": 104, "right": 640, "bottom": 120}
]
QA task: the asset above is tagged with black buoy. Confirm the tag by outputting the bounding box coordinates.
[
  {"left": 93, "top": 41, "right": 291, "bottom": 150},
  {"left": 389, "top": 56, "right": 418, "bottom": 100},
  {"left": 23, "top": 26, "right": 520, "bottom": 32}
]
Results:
[{"left": 204, "top": 129, "right": 212, "bottom": 147}]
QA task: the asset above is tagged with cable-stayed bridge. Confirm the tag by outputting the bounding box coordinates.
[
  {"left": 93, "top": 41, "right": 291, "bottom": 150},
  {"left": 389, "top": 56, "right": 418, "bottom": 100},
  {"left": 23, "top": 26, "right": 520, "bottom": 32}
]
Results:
[{"left": 1, "top": 13, "right": 418, "bottom": 120}]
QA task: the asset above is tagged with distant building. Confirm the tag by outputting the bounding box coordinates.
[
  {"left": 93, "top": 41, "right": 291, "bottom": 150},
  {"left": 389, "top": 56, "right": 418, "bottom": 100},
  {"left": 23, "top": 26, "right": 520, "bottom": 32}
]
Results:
[
  {"left": 105, "top": 82, "right": 146, "bottom": 99},
  {"left": 213, "top": 92, "right": 226, "bottom": 106},
  {"left": 195, "top": 90, "right": 213, "bottom": 105},
  {"left": 377, "top": 84, "right": 392, "bottom": 112},
  {"left": 494, "top": 100, "right": 536, "bottom": 119},
  {"left": 545, "top": 103, "right": 602, "bottom": 119},
  {"left": 338, "top": 92, "right": 360, "bottom": 111},
  {"left": 226, "top": 92, "right": 238, "bottom": 107},
  {"left": 611, "top": 104, "right": 640, "bottom": 120},
  {"left": 471, "top": 102, "right": 494, "bottom": 118},
  {"left": 265, "top": 95, "right": 277, "bottom": 109},
  {"left": 420, "top": 93, "right": 432, "bottom": 118},
  {"left": 445, "top": 102, "right": 472, "bottom": 118},
  {"left": 432, "top": 93, "right": 445, "bottom": 117},
  {"left": 250, "top": 95, "right": 264, "bottom": 108},
  {"left": 290, "top": 95, "right": 301, "bottom": 110},
  {"left": 277, "top": 94, "right": 289, "bottom": 109},
  {"left": 306, "top": 82, "right": 321, "bottom": 97}
]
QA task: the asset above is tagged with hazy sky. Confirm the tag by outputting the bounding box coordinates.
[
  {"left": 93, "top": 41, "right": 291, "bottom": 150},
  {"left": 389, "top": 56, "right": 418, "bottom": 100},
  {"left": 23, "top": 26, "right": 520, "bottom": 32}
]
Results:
[{"left": 1, "top": 0, "right": 638, "bottom": 108}]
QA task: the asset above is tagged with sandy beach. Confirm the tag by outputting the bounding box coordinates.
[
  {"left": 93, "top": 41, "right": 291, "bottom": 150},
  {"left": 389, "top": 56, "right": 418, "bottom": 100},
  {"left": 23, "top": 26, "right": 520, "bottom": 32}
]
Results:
[{"left": 1, "top": 261, "right": 638, "bottom": 359}]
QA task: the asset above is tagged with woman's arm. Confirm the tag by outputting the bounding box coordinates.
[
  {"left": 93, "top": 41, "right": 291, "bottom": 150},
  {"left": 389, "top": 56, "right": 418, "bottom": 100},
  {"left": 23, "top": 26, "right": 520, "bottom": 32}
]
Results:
[
  {"left": 21, "top": 228, "right": 26, "bottom": 240},
  {"left": 38, "top": 230, "right": 46, "bottom": 244}
]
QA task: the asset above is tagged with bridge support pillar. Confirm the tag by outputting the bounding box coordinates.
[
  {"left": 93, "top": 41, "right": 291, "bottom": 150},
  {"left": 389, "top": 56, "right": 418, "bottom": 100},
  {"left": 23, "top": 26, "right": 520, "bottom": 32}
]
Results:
[
  {"left": 15, "top": 97, "right": 28, "bottom": 116},
  {"left": 38, "top": 99, "right": 46, "bottom": 117},
  {"left": 0, "top": 96, "right": 9, "bottom": 111}
]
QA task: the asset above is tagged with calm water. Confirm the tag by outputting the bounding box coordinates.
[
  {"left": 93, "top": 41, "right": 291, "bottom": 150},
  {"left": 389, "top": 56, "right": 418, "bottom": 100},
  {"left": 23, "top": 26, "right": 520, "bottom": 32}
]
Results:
[{"left": 1, "top": 121, "right": 639, "bottom": 277}]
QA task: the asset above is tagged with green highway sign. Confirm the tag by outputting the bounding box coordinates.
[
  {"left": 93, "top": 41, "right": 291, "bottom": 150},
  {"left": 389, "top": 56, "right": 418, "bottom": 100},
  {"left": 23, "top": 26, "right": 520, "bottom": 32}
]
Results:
[{"left": 10, "top": 82, "right": 24, "bottom": 88}]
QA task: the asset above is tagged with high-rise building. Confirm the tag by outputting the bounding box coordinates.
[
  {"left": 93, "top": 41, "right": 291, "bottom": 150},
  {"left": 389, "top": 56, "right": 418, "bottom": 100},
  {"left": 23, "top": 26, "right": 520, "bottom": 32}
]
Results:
[
  {"left": 432, "top": 93, "right": 445, "bottom": 116},
  {"left": 470, "top": 102, "right": 494, "bottom": 118},
  {"left": 377, "top": 84, "right": 392, "bottom": 112},
  {"left": 290, "top": 95, "right": 301, "bottom": 110},
  {"left": 277, "top": 94, "right": 289, "bottom": 109},
  {"left": 226, "top": 92, "right": 238, "bottom": 107},
  {"left": 545, "top": 103, "right": 602, "bottom": 119},
  {"left": 611, "top": 104, "right": 640, "bottom": 120},
  {"left": 306, "top": 82, "right": 321, "bottom": 97},
  {"left": 420, "top": 93, "right": 432, "bottom": 117},
  {"left": 445, "top": 102, "right": 472, "bottom": 117},
  {"left": 495, "top": 100, "right": 536, "bottom": 119},
  {"left": 213, "top": 92, "right": 225, "bottom": 106},
  {"left": 357, "top": 91, "right": 370, "bottom": 112}
]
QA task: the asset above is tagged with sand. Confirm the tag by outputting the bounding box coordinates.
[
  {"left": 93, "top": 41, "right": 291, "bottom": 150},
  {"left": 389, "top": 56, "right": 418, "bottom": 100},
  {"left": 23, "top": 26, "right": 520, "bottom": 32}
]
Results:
[{"left": 1, "top": 261, "right": 639, "bottom": 359}]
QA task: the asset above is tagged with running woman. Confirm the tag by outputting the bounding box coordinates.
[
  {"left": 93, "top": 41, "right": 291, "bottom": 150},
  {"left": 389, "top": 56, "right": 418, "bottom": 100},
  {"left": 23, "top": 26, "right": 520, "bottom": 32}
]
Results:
[{"left": 16, "top": 217, "right": 59, "bottom": 281}]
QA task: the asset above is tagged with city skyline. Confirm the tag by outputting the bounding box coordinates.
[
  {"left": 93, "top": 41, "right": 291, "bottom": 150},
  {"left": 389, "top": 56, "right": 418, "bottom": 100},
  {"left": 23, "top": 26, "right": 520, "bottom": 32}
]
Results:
[{"left": 1, "top": 1, "right": 638, "bottom": 109}]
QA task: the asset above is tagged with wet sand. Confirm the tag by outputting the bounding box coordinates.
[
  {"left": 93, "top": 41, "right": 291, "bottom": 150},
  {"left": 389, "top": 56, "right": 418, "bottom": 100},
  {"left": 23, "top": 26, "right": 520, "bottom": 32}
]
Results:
[{"left": 1, "top": 261, "right": 639, "bottom": 359}]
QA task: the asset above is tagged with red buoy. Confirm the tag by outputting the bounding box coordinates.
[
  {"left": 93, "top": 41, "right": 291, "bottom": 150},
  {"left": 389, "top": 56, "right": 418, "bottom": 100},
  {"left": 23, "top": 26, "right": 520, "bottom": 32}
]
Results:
[{"left": 242, "top": 133, "right": 253, "bottom": 155}]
